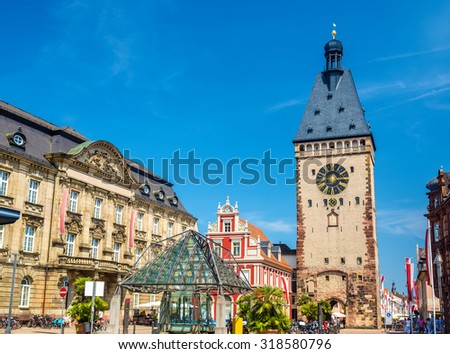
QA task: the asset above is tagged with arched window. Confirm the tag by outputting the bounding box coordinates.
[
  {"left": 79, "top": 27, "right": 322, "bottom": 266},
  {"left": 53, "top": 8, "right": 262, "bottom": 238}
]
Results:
[
  {"left": 19, "top": 277, "right": 31, "bottom": 307},
  {"left": 355, "top": 197, "right": 360, "bottom": 205},
  {"left": 308, "top": 199, "right": 312, "bottom": 208},
  {"left": 339, "top": 198, "right": 344, "bottom": 206}
]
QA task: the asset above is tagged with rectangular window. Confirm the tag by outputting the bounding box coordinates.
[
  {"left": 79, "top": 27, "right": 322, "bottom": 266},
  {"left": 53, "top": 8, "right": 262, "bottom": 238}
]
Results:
[
  {"left": 355, "top": 197, "right": 360, "bottom": 205},
  {"left": 0, "top": 171, "right": 9, "bottom": 196},
  {"left": 340, "top": 257, "right": 346, "bottom": 265},
  {"left": 135, "top": 247, "right": 142, "bottom": 268},
  {"left": 224, "top": 220, "right": 231, "bottom": 232},
  {"left": 434, "top": 223, "right": 439, "bottom": 242},
  {"left": 153, "top": 217, "right": 159, "bottom": 234},
  {"left": 24, "top": 225, "right": 35, "bottom": 252},
  {"left": 323, "top": 199, "right": 328, "bottom": 207},
  {"left": 232, "top": 240, "right": 241, "bottom": 257},
  {"left": 213, "top": 240, "right": 222, "bottom": 257},
  {"left": 308, "top": 200, "right": 312, "bottom": 208},
  {"left": 168, "top": 222, "right": 173, "bottom": 237},
  {"left": 66, "top": 233, "right": 75, "bottom": 256},
  {"left": 19, "top": 278, "right": 31, "bottom": 307},
  {"left": 94, "top": 198, "right": 102, "bottom": 219},
  {"left": 115, "top": 205, "right": 123, "bottom": 224},
  {"left": 28, "top": 180, "right": 39, "bottom": 204},
  {"left": 325, "top": 275, "right": 330, "bottom": 281},
  {"left": 137, "top": 213, "right": 144, "bottom": 231},
  {"left": 69, "top": 191, "right": 79, "bottom": 213},
  {"left": 113, "top": 242, "right": 121, "bottom": 262},
  {"left": 91, "top": 238, "right": 100, "bottom": 259},
  {"left": 241, "top": 269, "right": 250, "bottom": 282},
  {"left": 356, "top": 257, "right": 362, "bottom": 265},
  {"left": 324, "top": 257, "right": 329, "bottom": 265},
  {"left": 0, "top": 225, "right": 4, "bottom": 248},
  {"left": 357, "top": 275, "right": 363, "bottom": 281}
]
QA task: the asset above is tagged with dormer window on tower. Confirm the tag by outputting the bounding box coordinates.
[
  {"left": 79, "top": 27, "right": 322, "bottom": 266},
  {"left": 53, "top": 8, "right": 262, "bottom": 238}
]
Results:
[
  {"left": 326, "top": 125, "right": 332, "bottom": 132},
  {"left": 339, "top": 105, "right": 345, "bottom": 113},
  {"left": 349, "top": 122, "right": 356, "bottom": 130},
  {"left": 307, "top": 126, "right": 313, "bottom": 134},
  {"left": 314, "top": 108, "right": 321, "bottom": 116}
]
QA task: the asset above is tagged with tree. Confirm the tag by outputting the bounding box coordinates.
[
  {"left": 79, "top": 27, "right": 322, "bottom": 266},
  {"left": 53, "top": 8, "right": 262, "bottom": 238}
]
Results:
[
  {"left": 296, "top": 294, "right": 332, "bottom": 321},
  {"left": 236, "top": 286, "right": 291, "bottom": 333},
  {"left": 67, "top": 277, "right": 108, "bottom": 325}
]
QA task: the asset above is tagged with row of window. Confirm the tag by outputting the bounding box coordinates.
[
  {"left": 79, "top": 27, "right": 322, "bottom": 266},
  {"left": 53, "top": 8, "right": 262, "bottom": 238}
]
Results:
[
  {"left": 324, "top": 257, "right": 363, "bottom": 265},
  {"left": 0, "top": 171, "right": 40, "bottom": 204},
  {"left": 299, "top": 139, "right": 366, "bottom": 152},
  {"left": 65, "top": 232, "right": 147, "bottom": 267},
  {"left": 0, "top": 172, "right": 180, "bottom": 236},
  {"left": 323, "top": 274, "right": 364, "bottom": 282},
  {"left": 307, "top": 197, "right": 361, "bottom": 207}
]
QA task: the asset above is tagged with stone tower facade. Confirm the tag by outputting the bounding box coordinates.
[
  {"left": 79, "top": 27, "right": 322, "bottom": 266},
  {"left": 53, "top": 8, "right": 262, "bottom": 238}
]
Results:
[{"left": 293, "top": 33, "right": 381, "bottom": 328}]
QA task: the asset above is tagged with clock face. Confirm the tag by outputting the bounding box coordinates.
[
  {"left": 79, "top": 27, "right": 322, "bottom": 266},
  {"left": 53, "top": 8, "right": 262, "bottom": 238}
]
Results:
[{"left": 316, "top": 163, "right": 349, "bottom": 195}]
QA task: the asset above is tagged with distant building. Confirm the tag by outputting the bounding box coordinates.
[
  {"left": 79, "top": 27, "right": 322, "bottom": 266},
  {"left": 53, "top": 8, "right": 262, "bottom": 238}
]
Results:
[
  {"left": 0, "top": 100, "right": 197, "bottom": 319},
  {"left": 292, "top": 31, "right": 381, "bottom": 328},
  {"left": 205, "top": 197, "right": 293, "bottom": 319},
  {"left": 425, "top": 167, "right": 449, "bottom": 331}
]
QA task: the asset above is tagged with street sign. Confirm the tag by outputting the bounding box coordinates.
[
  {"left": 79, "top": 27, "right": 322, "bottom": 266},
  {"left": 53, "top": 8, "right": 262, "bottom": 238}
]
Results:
[
  {"left": 84, "top": 281, "right": 105, "bottom": 297},
  {"left": 385, "top": 312, "right": 393, "bottom": 325},
  {"left": 59, "top": 287, "right": 67, "bottom": 298}
]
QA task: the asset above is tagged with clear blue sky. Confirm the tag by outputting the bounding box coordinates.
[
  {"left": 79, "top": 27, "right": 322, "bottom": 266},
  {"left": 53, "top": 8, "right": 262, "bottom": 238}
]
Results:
[{"left": 1, "top": 0, "right": 449, "bottom": 295}]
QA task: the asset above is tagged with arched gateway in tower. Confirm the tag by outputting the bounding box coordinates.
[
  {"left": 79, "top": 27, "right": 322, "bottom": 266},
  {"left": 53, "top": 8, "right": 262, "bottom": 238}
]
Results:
[{"left": 293, "top": 30, "right": 381, "bottom": 328}]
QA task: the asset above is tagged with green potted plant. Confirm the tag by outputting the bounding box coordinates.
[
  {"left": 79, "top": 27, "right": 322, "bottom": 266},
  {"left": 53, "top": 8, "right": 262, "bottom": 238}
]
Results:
[
  {"left": 67, "top": 277, "right": 108, "bottom": 334},
  {"left": 237, "top": 285, "right": 290, "bottom": 334}
]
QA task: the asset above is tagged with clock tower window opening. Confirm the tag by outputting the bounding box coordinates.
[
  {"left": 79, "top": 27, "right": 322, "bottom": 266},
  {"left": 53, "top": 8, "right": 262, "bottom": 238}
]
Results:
[
  {"left": 323, "top": 199, "right": 328, "bottom": 207},
  {"left": 308, "top": 199, "right": 312, "bottom": 208},
  {"left": 340, "top": 257, "right": 346, "bottom": 265},
  {"left": 357, "top": 257, "right": 362, "bottom": 265},
  {"left": 324, "top": 257, "right": 329, "bottom": 265},
  {"left": 339, "top": 198, "right": 344, "bottom": 206},
  {"left": 355, "top": 197, "right": 360, "bottom": 205}
]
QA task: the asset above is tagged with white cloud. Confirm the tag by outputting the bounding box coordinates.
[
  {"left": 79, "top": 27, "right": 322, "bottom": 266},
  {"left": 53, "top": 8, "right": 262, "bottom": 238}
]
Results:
[
  {"left": 266, "top": 98, "right": 304, "bottom": 114},
  {"left": 368, "top": 46, "right": 450, "bottom": 63},
  {"left": 377, "top": 208, "right": 426, "bottom": 240}
]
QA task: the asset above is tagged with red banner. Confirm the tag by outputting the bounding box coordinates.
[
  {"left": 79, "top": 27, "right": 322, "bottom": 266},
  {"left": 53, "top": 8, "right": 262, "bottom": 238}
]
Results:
[{"left": 60, "top": 188, "right": 69, "bottom": 234}]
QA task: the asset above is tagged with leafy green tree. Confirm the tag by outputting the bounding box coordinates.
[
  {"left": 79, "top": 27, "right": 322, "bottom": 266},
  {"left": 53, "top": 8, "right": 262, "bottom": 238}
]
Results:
[
  {"left": 67, "top": 277, "right": 108, "bottom": 324},
  {"left": 296, "top": 294, "right": 332, "bottom": 321},
  {"left": 236, "top": 286, "right": 291, "bottom": 333}
]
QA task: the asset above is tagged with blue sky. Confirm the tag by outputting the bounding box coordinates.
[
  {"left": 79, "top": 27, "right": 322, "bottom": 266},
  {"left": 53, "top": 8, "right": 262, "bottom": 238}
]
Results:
[{"left": 1, "top": 0, "right": 449, "bottom": 295}]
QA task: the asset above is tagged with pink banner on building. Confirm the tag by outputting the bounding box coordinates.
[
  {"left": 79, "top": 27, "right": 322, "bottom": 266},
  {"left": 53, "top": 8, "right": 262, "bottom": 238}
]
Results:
[
  {"left": 129, "top": 209, "right": 136, "bottom": 248},
  {"left": 60, "top": 188, "right": 69, "bottom": 234}
]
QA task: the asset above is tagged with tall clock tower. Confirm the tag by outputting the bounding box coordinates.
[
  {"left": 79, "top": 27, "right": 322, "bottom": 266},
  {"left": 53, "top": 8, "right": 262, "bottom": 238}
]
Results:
[{"left": 293, "top": 31, "right": 381, "bottom": 328}]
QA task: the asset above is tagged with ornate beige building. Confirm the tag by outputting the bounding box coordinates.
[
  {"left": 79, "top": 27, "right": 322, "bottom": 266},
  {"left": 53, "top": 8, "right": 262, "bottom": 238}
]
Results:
[
  {"left": 293, "top": 34, "right": 381, "bottom": 328},
  {"left": 0, "top": 100, "right": 197, "bottom": 319}
]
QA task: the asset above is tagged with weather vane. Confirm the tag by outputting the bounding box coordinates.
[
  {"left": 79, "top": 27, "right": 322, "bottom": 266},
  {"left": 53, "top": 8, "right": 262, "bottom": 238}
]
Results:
[{"left": 332, "top": 23, "right": 337, "bottom": 39}]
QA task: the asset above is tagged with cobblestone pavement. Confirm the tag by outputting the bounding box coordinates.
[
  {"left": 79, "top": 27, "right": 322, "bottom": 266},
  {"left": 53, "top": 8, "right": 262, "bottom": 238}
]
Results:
[{"left": 3, "top": 325, "right": 390, "bottom": 335}]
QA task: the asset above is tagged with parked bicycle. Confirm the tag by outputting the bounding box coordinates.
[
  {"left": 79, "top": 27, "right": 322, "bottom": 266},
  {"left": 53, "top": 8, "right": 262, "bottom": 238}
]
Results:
[{"left": 1, "top": 316, "right": 22, "bottom": 330}]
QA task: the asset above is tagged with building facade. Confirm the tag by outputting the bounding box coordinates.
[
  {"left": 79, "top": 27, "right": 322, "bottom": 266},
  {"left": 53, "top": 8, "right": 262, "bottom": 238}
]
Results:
[
  {"left": 0, "top": 100, "right": 197, "bottom": 319},
  {"left": 293, "top": 33, "right": 381, "bottom": 328},
  {"left": 205, "top": 197, "right": 293, "bottom": 320},
  {"left": 425, "top": 168, "right": 449, "bottom": 331}
]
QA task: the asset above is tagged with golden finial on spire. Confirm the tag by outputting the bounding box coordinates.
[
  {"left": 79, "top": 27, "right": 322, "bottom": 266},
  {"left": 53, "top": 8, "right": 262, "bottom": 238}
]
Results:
[{"left": 332, "top": 23, "right": 337, "bottom": 39}]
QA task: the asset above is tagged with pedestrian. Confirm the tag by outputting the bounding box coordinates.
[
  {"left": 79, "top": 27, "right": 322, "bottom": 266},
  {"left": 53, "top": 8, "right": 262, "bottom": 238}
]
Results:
[
  {"left": 404, "top": 318, "right": 411, "bottom": 334},
  {"left": 426, "top": 317, "right": 433, "bottom": 334},
  {"left": 418, "top": 316, "right": 425, "bottom": 334}
]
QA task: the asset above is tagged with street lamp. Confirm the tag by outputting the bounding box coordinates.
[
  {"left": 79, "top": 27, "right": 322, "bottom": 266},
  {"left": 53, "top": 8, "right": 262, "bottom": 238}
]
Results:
[
  {"left": 434, "top": 250, "right": 444, "bottom": 332},
  {"left": 5, "top": 253, "right": 21, "bottom": 334}
]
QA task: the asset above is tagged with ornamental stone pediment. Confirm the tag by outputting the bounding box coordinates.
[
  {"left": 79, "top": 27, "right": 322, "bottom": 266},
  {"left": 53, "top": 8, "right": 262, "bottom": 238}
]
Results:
[{"left": 68, "top": 140, "right": 138, "bottom": 188}]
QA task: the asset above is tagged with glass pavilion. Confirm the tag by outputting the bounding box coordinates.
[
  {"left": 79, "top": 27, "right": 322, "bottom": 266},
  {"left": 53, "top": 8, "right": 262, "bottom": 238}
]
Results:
[{"left": 120, "top": 230, "right": 252, "bottom": 333}]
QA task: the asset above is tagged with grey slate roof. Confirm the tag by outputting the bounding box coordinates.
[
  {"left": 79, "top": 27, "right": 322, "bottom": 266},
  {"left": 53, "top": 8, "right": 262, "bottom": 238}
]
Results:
[
  {"left": 293, "top": 69, "right": 373, "bottom": 144},
  {"left": 0, "top": 100, "right": 194, "bottom": 217}
]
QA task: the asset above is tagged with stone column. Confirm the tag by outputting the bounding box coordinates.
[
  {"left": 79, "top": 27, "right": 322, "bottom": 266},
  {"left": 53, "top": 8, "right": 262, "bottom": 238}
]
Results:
[{"left": 215, "top": 295, "right": 227, "bottom": 334}]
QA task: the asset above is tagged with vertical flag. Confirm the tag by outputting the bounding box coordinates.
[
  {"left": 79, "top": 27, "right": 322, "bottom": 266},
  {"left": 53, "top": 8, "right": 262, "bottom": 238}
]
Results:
[
  {"left": 405, "top": 257, "right": 414, "bottom": 302},
  {"left": 60, "top": 188, "right": 69, "bottom": 234},
  {"left": 380, "top": 274, "right": 385, "bottom": 312},
  {"left": 425, "top": 228, "right": 432, "bottom": 285},
  {"left": 129, "top": 209, "right": 136, "bottom": 248}
]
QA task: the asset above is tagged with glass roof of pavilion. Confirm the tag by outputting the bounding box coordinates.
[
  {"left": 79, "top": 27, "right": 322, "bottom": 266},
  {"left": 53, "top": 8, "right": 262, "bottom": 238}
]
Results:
[{"left": 120, "top": 230, "right": 252, "bottom": 294}]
